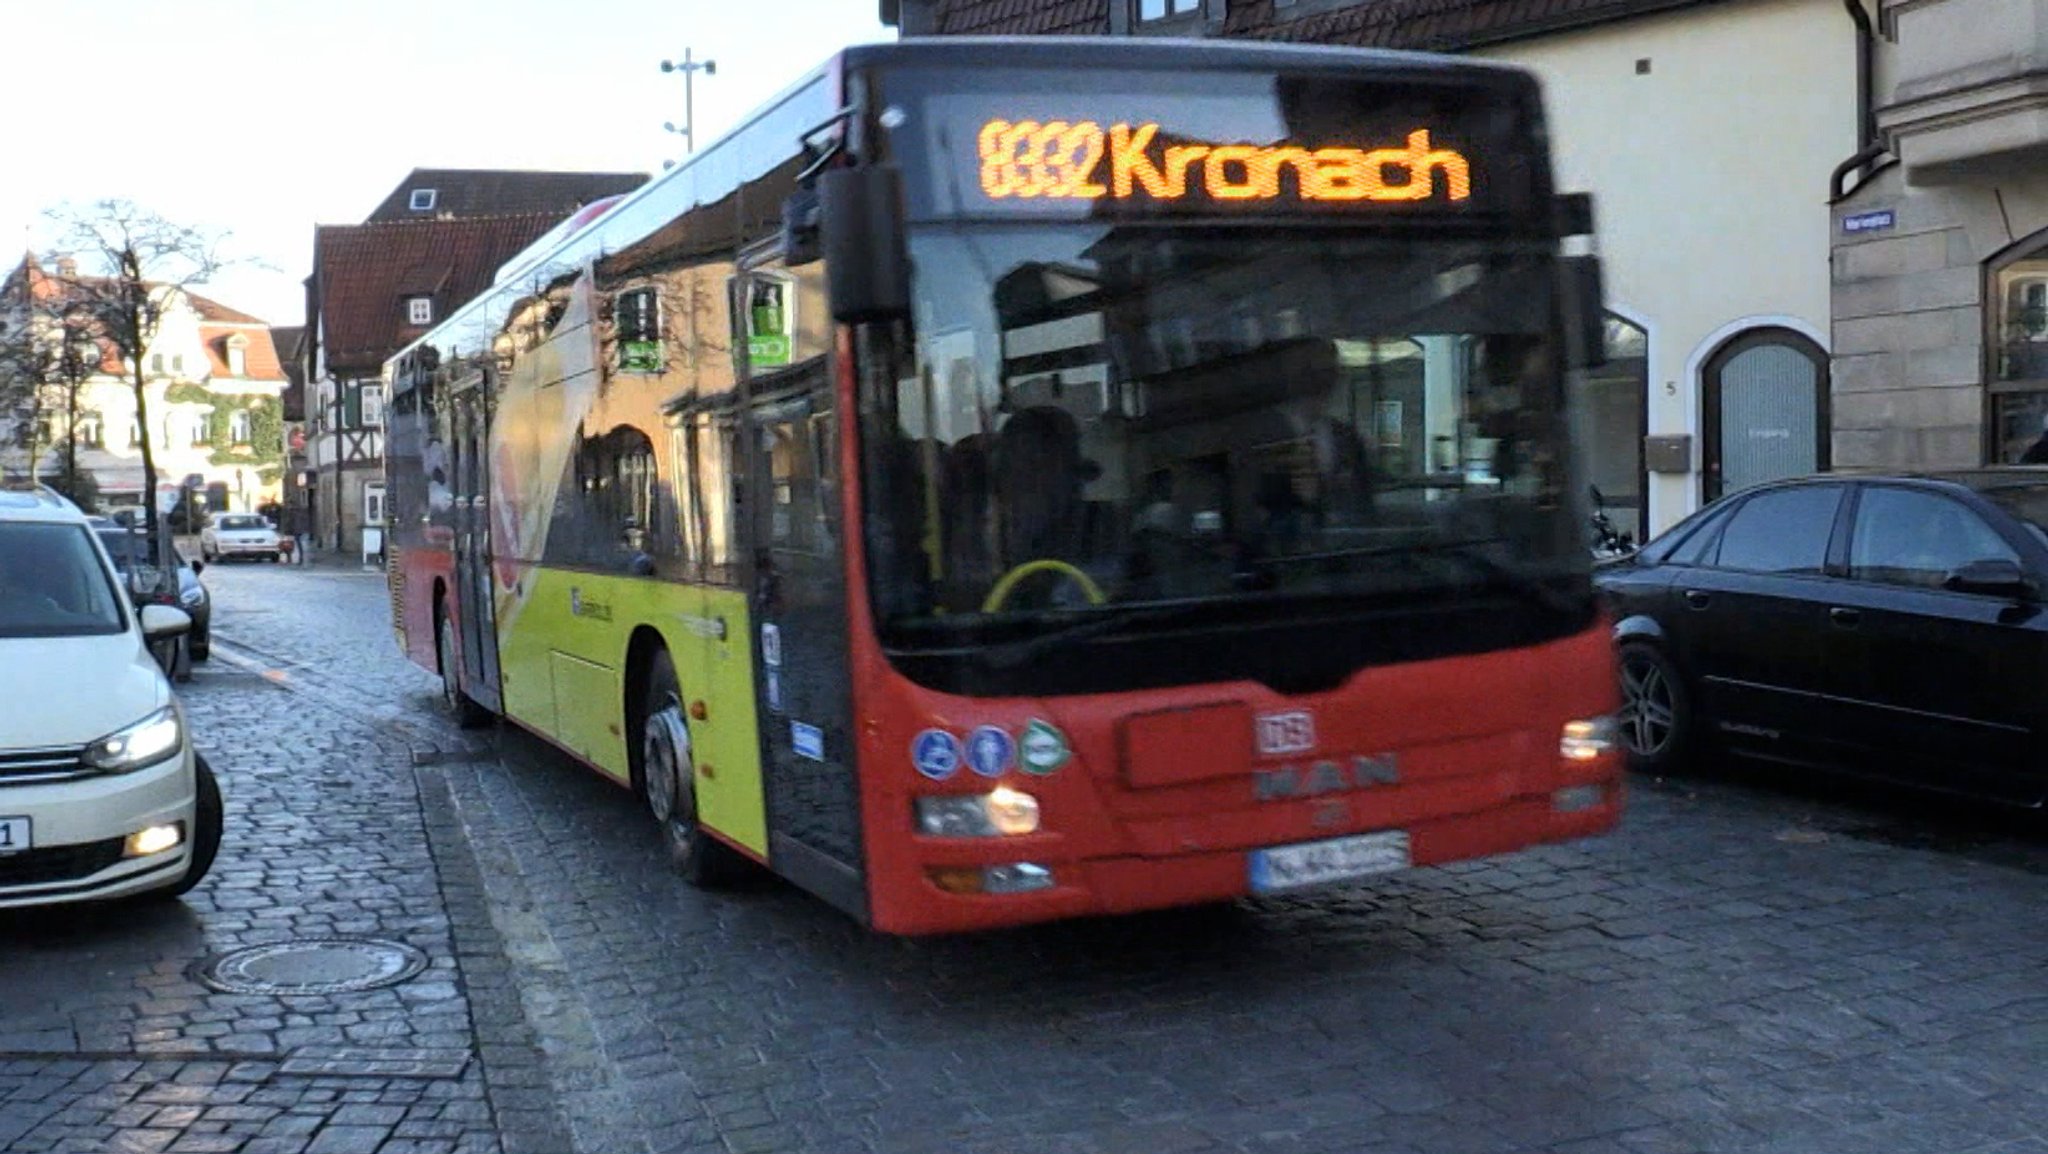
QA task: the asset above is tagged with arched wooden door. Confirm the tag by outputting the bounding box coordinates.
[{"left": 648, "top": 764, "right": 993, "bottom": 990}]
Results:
[{"left": 1701, "top": 328, "right": 1829, "bottom": 502}]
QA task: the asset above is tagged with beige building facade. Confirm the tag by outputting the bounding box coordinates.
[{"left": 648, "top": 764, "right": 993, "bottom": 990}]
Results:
[{"left": 1831, "top": 0, "right": 2048, "bottom": 469}]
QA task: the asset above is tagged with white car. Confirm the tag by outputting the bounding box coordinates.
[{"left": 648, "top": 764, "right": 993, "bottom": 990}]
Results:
[
  {"left": 199, "top": 512, "right": 283, "bottom": 563},
  {"left": 0, "top": 486, "right": 222, "bottom": 908}
]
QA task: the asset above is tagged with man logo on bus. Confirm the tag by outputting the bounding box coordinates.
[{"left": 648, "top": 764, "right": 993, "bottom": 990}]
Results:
[{"left": 977, "top": 119, "right": 1472, "bottom": 204}]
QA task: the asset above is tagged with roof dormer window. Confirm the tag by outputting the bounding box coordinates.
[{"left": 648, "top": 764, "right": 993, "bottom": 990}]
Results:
[
  {"left": 409, "top": 188, "right": 437, "bottom": 212},
  {"left": 226, "top": 334, "right": 248, "bottom": 376},
  {"left": 407, "top": 296, "right": 433, "bottom": 326},
  {"left": 1139, "top": 0, "right": 1201, "bottom": 21}
]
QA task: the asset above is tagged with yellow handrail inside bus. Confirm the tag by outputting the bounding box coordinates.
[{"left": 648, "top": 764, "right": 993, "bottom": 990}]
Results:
[{"left": 981, "top": 559, "right": 1107, "bottom": 614}]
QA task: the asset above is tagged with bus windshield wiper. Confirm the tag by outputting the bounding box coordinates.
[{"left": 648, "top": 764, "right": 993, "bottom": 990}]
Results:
[
  {"left": 979, "top": 600, "right": 1228, "bottom": 670},
  {"left": 1251, "top": 536, "right": 1582, "bottom": 615},
  {"left": 1401, "top": 537, "right": 1584, "bottom": 615}
]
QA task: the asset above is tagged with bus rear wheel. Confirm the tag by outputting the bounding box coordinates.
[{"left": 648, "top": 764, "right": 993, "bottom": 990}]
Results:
[
  {"left": 640, "top": 651, "right": 744, "bottom": 887},
  {"left": 437, "top": 607, "right": 493, "bottom": 730}
]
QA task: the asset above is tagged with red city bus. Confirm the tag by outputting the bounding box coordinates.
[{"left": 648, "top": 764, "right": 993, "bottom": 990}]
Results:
[{"left": 384, "top": 37, "right": 1624, "bottom": 935}]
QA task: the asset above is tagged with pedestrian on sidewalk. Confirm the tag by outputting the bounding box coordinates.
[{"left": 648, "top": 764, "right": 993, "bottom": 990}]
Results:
[{"left": 278, "top": 502, "right": 309, "bottom": 566}]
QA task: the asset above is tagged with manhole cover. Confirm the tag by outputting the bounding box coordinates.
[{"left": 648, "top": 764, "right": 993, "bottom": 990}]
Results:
[{"left": 196, "top": 938, "right": 430, "bottom": 995}]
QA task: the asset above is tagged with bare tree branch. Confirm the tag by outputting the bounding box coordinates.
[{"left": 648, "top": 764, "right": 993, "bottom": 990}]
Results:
[{"left": 38, "top": 199, "right": 236, "bottom": 547}]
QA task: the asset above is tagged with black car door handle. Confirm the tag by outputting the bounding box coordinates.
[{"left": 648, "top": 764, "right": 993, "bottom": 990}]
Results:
[
  {"left": 1683, "top": 590, "right": 1711, "bottom": 610},
  {"left": 1830, "top": 606, "right": 1861, "bottom": 627}
]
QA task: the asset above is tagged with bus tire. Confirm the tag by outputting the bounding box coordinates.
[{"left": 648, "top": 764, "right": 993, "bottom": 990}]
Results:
[
  {"left": 640, "top": 650, "right": 744, "bottom": 887},
  {"left": 437, "top": 605, "right": 493, "bottom": 730}
]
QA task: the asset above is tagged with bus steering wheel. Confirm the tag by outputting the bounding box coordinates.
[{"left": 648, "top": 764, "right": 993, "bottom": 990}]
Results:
[{"left": 981, "top": 559, "right": 1107, "bottom": 614}]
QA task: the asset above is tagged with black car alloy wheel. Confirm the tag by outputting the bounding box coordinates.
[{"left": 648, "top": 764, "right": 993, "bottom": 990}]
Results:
[{"left": 1618, "top": 642, "right": 1688, "bottom": 770}]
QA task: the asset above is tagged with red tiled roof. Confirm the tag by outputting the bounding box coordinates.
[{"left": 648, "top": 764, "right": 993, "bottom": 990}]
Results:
[
  {"left": 312, "top": 214, "right": 565, "bottom": 374},
  {"left": 2, "top": 254, "right": 129, "bottom": 376},
  {"left": 200, "top": 325, "right": 287, "bottom": 382},
  {"left": 1226, "top": 0, "right": 1719, "bottom": 49},
  {"left": 185, "top": 291, "right": 268, "bottom": 325},
  {"left": 937, "top": 0, "right": 1107, "bottom": 33},
  {"left": 365, "top": 169, "right": 649, "bottom": 224},
  {"left": 931, "top": 0, "right": 1720, "bottom": 49}
]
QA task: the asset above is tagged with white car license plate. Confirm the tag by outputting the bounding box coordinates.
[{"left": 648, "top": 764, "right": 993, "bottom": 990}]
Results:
[
  {"left": 0, "top": 816, "right": 29, "bottom": 856},
  {"left": 1249, "top": 830, "right": 1411, "bottom": 894}
]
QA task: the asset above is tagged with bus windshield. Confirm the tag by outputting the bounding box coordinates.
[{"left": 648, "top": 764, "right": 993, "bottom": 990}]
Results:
[{"left": 863, "top": 223, "right": 1585, "bottom": 651}]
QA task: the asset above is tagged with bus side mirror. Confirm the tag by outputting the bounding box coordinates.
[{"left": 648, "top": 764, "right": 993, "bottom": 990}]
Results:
[
  {"left": 782, "top": 185, "right": 822, "bottom": 266},
  {"left": 1564, "top": 255, "right": 1608, "bottom": 370},
  {"left": 821, "top": 166, "right": 911, "bottom": 324}
]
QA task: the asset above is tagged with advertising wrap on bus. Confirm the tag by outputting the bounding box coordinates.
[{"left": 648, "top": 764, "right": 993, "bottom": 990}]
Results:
[{"left": 382, "top": 38, "right": 1622, "bottom": 937}]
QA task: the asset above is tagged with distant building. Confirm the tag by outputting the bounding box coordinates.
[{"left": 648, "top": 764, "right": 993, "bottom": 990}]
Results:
[{"left": 0, "top": 253, "right": 288, "bottom": 518}]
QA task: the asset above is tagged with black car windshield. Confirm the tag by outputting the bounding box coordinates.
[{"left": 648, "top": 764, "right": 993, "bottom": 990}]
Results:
[
  {"left": 862, "top": 224, "right": 1582, "bottom": 645},
  {"left": 95, "top": 528, "right": 182, "bottom": 596},
  {"left": 0, "top": 523, "right": 128, "bottom": 638}
]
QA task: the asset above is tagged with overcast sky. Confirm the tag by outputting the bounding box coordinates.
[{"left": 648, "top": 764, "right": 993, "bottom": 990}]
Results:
[{"left": 2, "top": 0, "right": 893, "bottom": 326}]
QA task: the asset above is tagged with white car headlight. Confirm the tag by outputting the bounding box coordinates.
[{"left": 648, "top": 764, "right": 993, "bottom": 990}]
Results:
[{"left": 85, "top": 707, "right": 184, "bottom": 774}]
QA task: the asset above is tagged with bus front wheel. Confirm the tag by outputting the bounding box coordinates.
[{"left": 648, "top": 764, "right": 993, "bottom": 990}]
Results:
[{"left": 640, "top": 651, "right": 744, "bottom": 887}]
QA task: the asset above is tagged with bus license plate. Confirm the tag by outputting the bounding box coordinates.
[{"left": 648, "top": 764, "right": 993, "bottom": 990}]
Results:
[
  {"left": 0, "top": 817, "right": 28, "bottom": 856},
  {"left": 1249, "top": 830, "right": 1410, "bottom": 894}
]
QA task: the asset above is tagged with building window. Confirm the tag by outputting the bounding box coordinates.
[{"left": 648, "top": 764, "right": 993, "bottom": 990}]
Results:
[
  {"left": 77, "top": 413, "right": 103, "bottom": 449},
  {"left": 227, "top": 341, "right": 247, "bottom": 376},
  {"left": 410, "top": 189, "right": 437, "bottom": 212},
  {"left": 172, "top": 354, "right": 184, "bottom": 374},
  {"left": 1578, "top": 315, "right": 1649, "bottom": 541},
  {"left": 1991, "top": 233, "right": 2048, "bottom": 462},
  {"left": 1138, "top": 0, "right": 1201, "bottom": 20},
  {"left": 128, "top": 421, "right": 143, "bottom": 448},
  {"left": 407, "top": 296, "right": 433, "bottom": 326},
  {"left": 229, "top": 409, "right": 253, "bottom": 445},
  {"left": 190, "top": 414, "right": 211, "bottom": 447},
  {"left": 616, "top": 288, "right": 662, "bottom": 372},
  {"left": 150, "top": 353, "right": 165, "bottom": 374},
  {"left": 361, "top": 385, "right": 385, "bottom": 428}
]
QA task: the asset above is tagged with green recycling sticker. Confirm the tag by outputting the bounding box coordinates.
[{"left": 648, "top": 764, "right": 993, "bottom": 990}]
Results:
[{"left": 1019, "top": 719, "right": 1070, "bottom": 775}]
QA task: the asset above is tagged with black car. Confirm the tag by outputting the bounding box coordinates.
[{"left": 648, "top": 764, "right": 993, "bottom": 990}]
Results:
[
  {"left": 1594, "top": 469, "right": 2048, "bottom": 807},
  {"left": 91, "top": 521, "right": 211, "bottom": 662}
]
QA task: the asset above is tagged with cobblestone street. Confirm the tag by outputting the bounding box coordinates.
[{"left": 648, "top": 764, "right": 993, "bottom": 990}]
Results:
[{"left": 4, "top": 559, "right": 2047, "bottom": 1154}]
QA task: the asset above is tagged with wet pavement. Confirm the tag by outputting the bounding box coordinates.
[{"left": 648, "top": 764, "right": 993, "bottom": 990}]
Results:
[{"left": 2, "top": 559, "right": 2045, "bottom": 1153}]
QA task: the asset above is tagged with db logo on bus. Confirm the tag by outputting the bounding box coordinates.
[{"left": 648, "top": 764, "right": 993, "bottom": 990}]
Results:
[{"left": 1256, "top": 711, "right": 1316, "bottom": 757}]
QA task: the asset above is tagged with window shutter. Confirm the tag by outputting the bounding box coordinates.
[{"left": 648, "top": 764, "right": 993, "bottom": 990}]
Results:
[{"left": 344, "top": 382, "right": 362, "bottom": 428}]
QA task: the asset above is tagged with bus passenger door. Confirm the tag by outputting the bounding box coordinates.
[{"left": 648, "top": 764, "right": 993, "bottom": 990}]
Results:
[
  {"left": 737, "top": 258, "right": 866, "bottom": 917},
  {"left": 451, "top": 380, "right": 502, "bottom": 713}
]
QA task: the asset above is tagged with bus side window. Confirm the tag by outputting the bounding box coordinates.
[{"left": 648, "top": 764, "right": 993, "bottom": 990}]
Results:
[
  {"left": 692, "top": 413, "right": 737, "bottom": 583},
  {"left": 810, "top": 412, "right": 835, "bottom": 552},
  {"left": 671, "top": 424, "right": 700, "bottom": 576}
]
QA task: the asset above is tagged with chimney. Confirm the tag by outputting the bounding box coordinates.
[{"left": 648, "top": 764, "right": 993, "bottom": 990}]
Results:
[
  {"left": 55, "top": 257, "right": 77, "bottom": 278},
  {"left": 883, "top": 0, "right": 938, "bottom": 34}
]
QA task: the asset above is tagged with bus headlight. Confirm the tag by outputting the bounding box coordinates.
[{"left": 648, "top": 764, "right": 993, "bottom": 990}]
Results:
[
  {"left": 915, "top": 787, "right": 1041, "bottom": 837},
  {"left": 1560, "top": 717, "right": 1618, "bottom": 762}
]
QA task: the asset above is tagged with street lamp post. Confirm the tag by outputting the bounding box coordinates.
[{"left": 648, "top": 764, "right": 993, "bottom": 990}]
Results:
[{"left": 659, "top": 48, "right": 716, "bottom": 166}]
